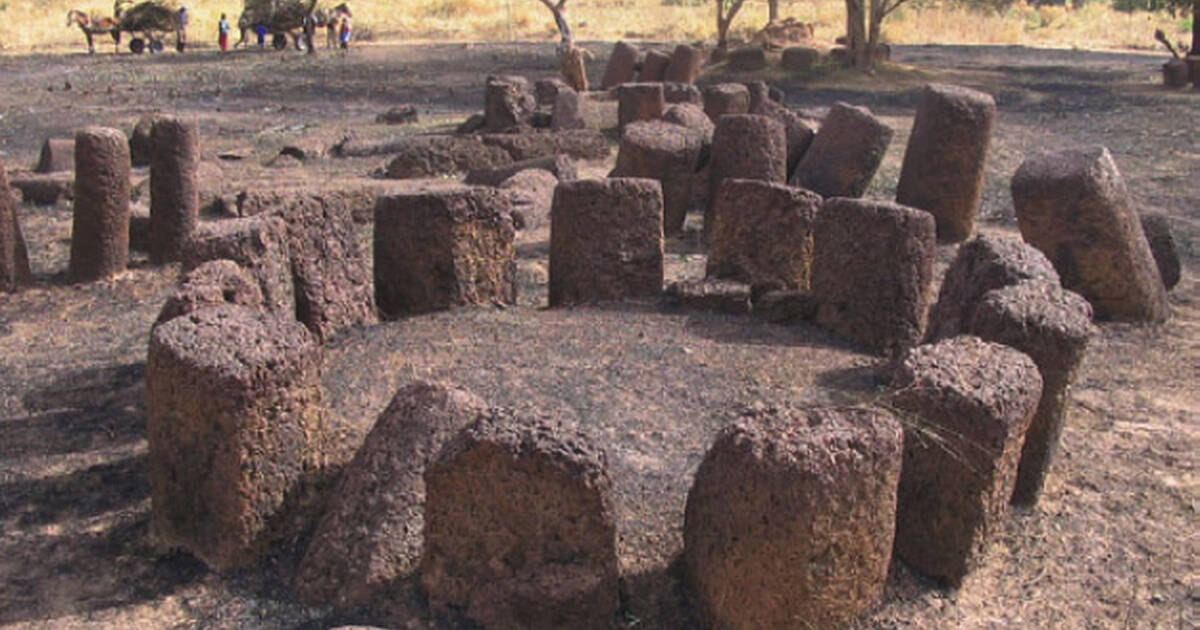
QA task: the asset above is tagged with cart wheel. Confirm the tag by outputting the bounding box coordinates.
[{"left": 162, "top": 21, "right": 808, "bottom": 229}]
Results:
[
  {"left": 149, "top": 39, "right": 165, "bottom": 53},
  {"left": 129, "top": 38, "right": 146, "bottom": 54},
  {"left": 272, "top": 33, "right": 287, "bottom": 50}
]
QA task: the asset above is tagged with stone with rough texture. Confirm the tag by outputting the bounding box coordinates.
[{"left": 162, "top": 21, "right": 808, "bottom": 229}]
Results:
[
  {"left": 150, "top": 116, "right": 200, "bottom": 264},
  {"left": 9, "top": 172, "right": 74, "bottom": 206},
  {"left": 35, "top": 138, "right": 75, "bottom": 173},
  {"left": 550, "top": 178, "right": 664, "bottom": 306},
  {"left": 374, "top": 188, "right": 516, "bottom": 317},
  {"left": 484, "top": 75, "right": 537, "bottom": 132},
  {"left": 702, "top": 83, "right": 751, "bottom": 122},
  {"left": 725, "top": 46, "right": 768, "bottom": 71},
  {"left": 926, "top": 233, "right": 1060, "bottom": 342},
  {"left": 0, "top": 162, "right": 32, "bottom": 292},
  {"left": 666, "top": 278, "right": 752, "bottom": 314},
  {"left": 754, "top": 289, "right": 817, "bottom": 322},
  {"left": 707, "top": 179, "right": 820, "bottom": 291},
  {"left": 70, "top": 127, "right": 131, "bottom": 283},
  {"left": 966, "top": 280, "right": 1096, "bottom": 506},
  {"left": 1140, "top": 213, "right": 1181, "bottom": 291},
  {"left": 663, "top": 82, "right": 703, "bottom": 105},
  {"left": 147, "top": 305, "right": 325, "bottom": 572},
  {"left": 422, "top": 412, "right": 619, "bottom": 630},
  {"left": 156, "top": 260, "right": 264, "bottom": 325},
  {"left": 129, "top": 114, "right": 164, "bottom": 167},
  {"left": 298, "top": 381, "right": 488, "bottom": 609},
  {"left": 482, "top": 130, "right": 611, "bottom": 162},
  {"left": 375, "top": 105, "right": 420, "bottom": 125},
  {"left": 791, "top": 102, "right": 893, "bottom": 198},
  {"left": 535, "top": 78, "right": 570, "bottom": 108},
  {"left": 1012, "top": 146, "right": 1169, "bottom": 322},
  {"left": 812, "top": 198, "right": 936, "bottom": 355},
  {"left": 664, "top": 45, "right": 704, "bottom": 84},
  {"left": 662, "top": 103, "right": 715, "bottom": 146},
  {"left": 181, "top": 215, "right": 295, "bottom": 316},
  {"left": 617, "top": 83, "right": 665, "bottom": 130},
  {"left": 611, "top": 121, "right": 704, "bottom": 236},
  {"left": 601, "top": 41, "right": 640, "bottom": 89},
  {"left": 781, "top": 46, "right": 820, "bottom": 71},
  {"left": 465, "top": 155, "right": 576, "bottom": 187},
  {"left": 684, "top": 406, "right": 903, "bottom": 630},
  {"left": 551, "top": 87, "right": 587, "bottom": 130},
  {"left": 499, "top": 169, "right": 558, "bottom": 230},
  {"left": 888, "top": 336, "right": 1043, "bottom": 585},
  {"left": 750, "top": 98, "right": 818, "bottom": 176},
  {"left": 382, "top": 136, "right": 513, "bottom": 179},
  {"left": 638, "top": 49, "right": 670, "bottom": 82},
  {"left": 705, "top": 115, "right": 788, "bottom": 239},
  {"left": 896, "top": 84, "right": 997, "bottom": 243}
]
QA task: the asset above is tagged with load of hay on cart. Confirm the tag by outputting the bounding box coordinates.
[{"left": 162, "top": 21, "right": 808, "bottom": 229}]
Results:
[
  {"left": 238, "top": 0, "right": 350, "bottom": 51},
  {"left": 114, "top": 0, "right": 184, "bottom": 54}
]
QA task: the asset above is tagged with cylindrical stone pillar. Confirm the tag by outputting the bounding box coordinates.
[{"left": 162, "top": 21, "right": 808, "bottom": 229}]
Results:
[
  {"left": 601, "top": 41, "right": 640, "bottom": 89},
  {"left": 70, "top": 126, "right": 130, "bottom": 283},
  {"left": 150, "top": 116, "right": 200, "bottom": 264},
  {"left": 664, "top": 44, "right": 704, "bottom": 84},
  {"left": 617, "top": 82, "right": 665, "bottom": 131},
  {"left": 896, "top": 84, "right": 996, "bottom": 243},
  {"left": 638, "top": 49, "right": 670, "bottom": 82},
  {"left": 705, "top": 114, "right": 787, "bottom": 240},
  {"left": 702, "top": 83, "right": 751, "bottom": 123}
]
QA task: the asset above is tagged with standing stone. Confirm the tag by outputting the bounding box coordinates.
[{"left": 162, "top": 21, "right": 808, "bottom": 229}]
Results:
[
  {"left": 707, "top": 179, "right": 820, "bottom": 291},
  {"left": 35, "top": 138, "right": 75, "bottom": 174},
  {"left": 781, "top": 46, "right": 820, "bottom": 72},
  {"left": 534, "top": 77, "right": 570, "bottom": 108},
  {"left": 156, "top": 259, "right": 264, "bottom": 325},
  {"left": 1011, "top": 146, "right": 1169, "bottom": 322},
  {"left": 147, "top": 305, "right": 325, "bottom": 572},
  {"left": 374, "top": 188, "right": 516, "bottom": 318},
  {"left": 702, "top": 83, "right": 751, "bottom": 123},
  {"left": 966, "top": 280, "right": 1097, "bottom": 506},
  {"left": 751, "top": 98, "right": 818, "bottom": 174},
  {"left": 611, "top": 121, "right": 704, "bottom": 236},
  {"left": 664, "top": 44, "right": 704, "bottom": 84},
  {"left": 725, "top": 46, "right": 767, "bottom": 71},
  {"left": 298, "top": 381, "right": 488, "bottom": 609},
  {"left": 0, "top": 162, "right": 32, "bottom": 293},
  {"left": 149, "top": 116, "right": 200, "bottom": 264},
  {"left": 896, "top": 84, "right": 996, "bottom": 243},
  {"left": 1140, "top": 213, "right": 1181, "bottom": 291},
  {"left": 551, "top": 87, "right": 587, "bottom": 130},
  {"left": 811, "top": 199, "right": 936, "bottom": 355},
  {"left": 638, "top": 49, "right": 670, "bottom": 82},
  {"left": 1162, "top": 59, "right": 1189, "bottom": 88},
  {"left": 705, "top": 114, "right": 787, "bottom": 239},
  {"left": 484, "top": 75, "right": 536, "bottom": 132},
  {"left": 790, "top": 102, "right": 893, "bottom": 198},
  {"left": 422, "top": 412, "right": 620, "bottom": 630},
  {"left": 684, "top": 406, "right": 903, "bottom": 630},
  {"left": 549, "top": 178, "right": 664, "bottom": 306},
  {"left": 499, "top": 169, "right": 558, "bottom": 230},
  {"left": 70, "top": 126, "right": 130, "bottom": 283},
  {"left": 465, "top": 155, "right": 577, "bottom": 187},
  {"left": 181, "top": 215, "right": 295, "bottom": 316},
  {"left": 129, "top": 113, "right": 163, "bottom": 167},
  {"left": 662, "top": 103, "right": 715, "bottom": 146},
  {"left": 617, "top": 83, "right": 665, "bottom": 131},
  {"left": 925, "top": 233, "right": 1060, "bottom": 342},
  {"left": 888, "top": 336, "right": 1043, "bottom": 585},
  {"left": 601, "top": 41, "right": 640, "bottom": 89}
]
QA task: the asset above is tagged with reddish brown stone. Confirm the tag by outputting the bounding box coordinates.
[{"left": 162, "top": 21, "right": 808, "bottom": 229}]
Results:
[
  {"left": 181, "top": 215, "right": 295, "bottom": 316},
  {"left": 129, "top": 113, "right": 163, "bottom": 167},
  {"left": 683, "top": 406, "right": 903, "bottom": 630},
  {"left": 601, "top": 41, "right": 640, "bottom": 89},
  {"left": 666, "top": 278, "right": 752, "bottom": 314},
  {"left": 1163, "top": 59, "right": 1189, "bottom": 88},
  {"left": 374, "top": 188, "right": 516, "bottom": 317},
  {"left": 499, "top": 169, "right": 558, "bottom": 230},
  {"left": 147, "top": 305, "right": 325, "bottom": 572},
  {"left": 465, "top": 155, "right": 577, "bottom": 187},
  {"left": 70, "top": 127, "right": 131, "bottom": 283},
  {"left": 422, "top": 412, "right": 619, "bottom": 630},
  {"left": 129, "top": 204, "right": 150, "bottom": 252},
  {"left": 375, "top": 104, "right": 420, "bottom": 125},
  {"left": 725, "top": 46, "right": 768, "bottom": 71},
  {"left": 611, "top": 121, "right": 704, "bottom": 236},
  {"left": 1012, "top": 146, "right": 1169, "bottom": 322},
  {"left": 790, "top": 102, "right": 894, "bottom": 198},
  {"left": 0, "top": 162, "right": 31, "bottom": 293},
  {"left": 702, "top": 83, "right": 751, "bottom": 122},
  {"left": 750, "top": 98, "right": 818, "bottom": 175},
  {"left": 549, "top": 178, "right": 664, "bottom": 306},
  {"left": 484, "top": 75, "right": 537, "bottom": 132},
  {"left": 705, "top": 114, "right": 788, "bottom": 240},
  {"left": 1140, "top": 213, "right": 1181, "bottom": 291},
  {"left": 753, "top": 289, "right": 817, "bottom": 322},
  {"left": 925, "top": 233, "right": 1060, "bottom": 342},
  {"left": 156, "top": 259, "right": 264, "bottom": 325},
  {"left": 781, "top": 46, "right": 819, "bottom": 72},
  {"left": 664, "top": 44, "right": 704, "bottom": 84},
  {"left": 35, "top": 138, "right": 75, "bottom": 174},
  {"left": 617, "top": 83, "right": 665, "bottom": 130},
  {"left": 888, "top": 336, "right": 1043, "bottom": 585},
  {"left": 811, "top": 199, "right": 936, "bottom": 355},
  {"left": 638, "top": 49, "right": 670, "bottom": 82},
  {"left": 298, "top": 381, "right": 488, "bottom": 609},
  {"left": 896, "top": 84, "right": 997, "bottom": 243},
  {"left": 551, "top": 87, "right": 587, "bottom": 130},
  {"left": 482, "top": 130, "right": 611, "bottom": 162},
  {"left": 382, "top": 135, "right": 513, "bottom": 179},
  {"left": 707, "top": 179, "right": 820, "bottom": 291},
  {"left": 149, "top": 116, "right": 200, "bottom": 264},
  {"left": 662, "top": 103, "right": 715, "bottom": 146},
  {"left": 663, "top": 82, "right": 703, "bottom": 105},
  {"left": 8, "top": 171, "right": 74, "bottom": 206},
  {"left": 966, "top": 280, "right": 1097, "bottom": 506},
  {"left": 535, "top": 77, "right": 570, "bottom": 107}
]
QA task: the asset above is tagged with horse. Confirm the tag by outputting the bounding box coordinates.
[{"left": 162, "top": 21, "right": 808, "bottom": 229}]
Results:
[{"left": 66, "top": 9, "right": 121, "bottom": 54}]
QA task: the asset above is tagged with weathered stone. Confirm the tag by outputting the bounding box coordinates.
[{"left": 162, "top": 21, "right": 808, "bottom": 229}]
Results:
[
  {"left": 611, "top": 121, "right": 704, "bottom": 236},
  {"left": 482, "top": 130, "right": 612, "bottom": 162},
  {"left": 702, "top": 83, "right": 751, "bottom": 123},
  {"left": 8, "top": 171, "right": 74, "bottom": 206},
  {"left": 662, "top": 82, "right": 703, "bottom": 105},
  {"left": 456, "top": 113, "right": 487, "bottom": 134},
  {"left": 181, "top": 215, "right": 295, "bottom": 316},
  {"left": 485, "top": 75, "right": 537, "bottom": 132},
  {"left": 708, "top": 179, "right": 820, "bottom": 292},
  {"left": 601, "top": 41, "right": 640, "bottom": 89},
  {"left": 465, "top": 155, "right": 577, "bottom": 187},
  {"left": 549, "top": 178, "right": 664, "bottom": 306},
  {"left": 684, "top": 406, "right": 903, "bottom": 630},
  {"left": 617, "top": 83, "right": 665, "bottom": 131},
  {"left": 551, "top": 87, "right": 587, "bottom": 130},
  {"left": 791, "top": 102, "right": 893, "bottom": 198},
  {"left": 966, "top": 280, "right": 1097, "bottom": 506},
  {"left": 705, "top": 114, "right": 788, "bottom": 240},
  {"left": 147, "top": 305, "right": 325, "bottom": 572},
  {"left": 888, "top": 336, "right": 1043, "bottom": 585},
  {"left": 1012, "top": 146, "right": 1169, "bottom": 322},
  {"left": 812, "top": 198, "right": 936, "bottom": 355},
  {"left": 156, "top": 259, "right": 264, "bottom": 325},
  {"left": 149, "top": 116, "right": 200, "bottom": 264},
  {"left": 1163, "top": 59, "right": 1189, "bottom": 88},
  {"left": 750, "top": 98, "right": 818, "bottom": 175},
  {"left": 376, "top": 104, "right": 420, "bottom": 125},
  {"left": 129, "top": 204, "right": 150, "bottom": 252},
  {"left": 664, "top": 44, "right": 704, "bottom": 84},
  {"left": 500, "top": 169, "right": 558, "bottom": 230},
  {"left": 382, "top": 135, "right": 514, "bottom": 179},
  {"left": 35, "top": 138, "right": 75, "bottom": 174},
  {"left": 753, "top": 289, "right": 817, "bottom": 322},
  {"left": 374, "top": 188, "right": 516, "bottom": 317},
  {"left": 298, "top": 381, "right": 488, "bottom": 609},
  {"left": 129, "top": 113, "right": 163, "bottom": 167},
  {"left": 638, "top": 49, "right": 670, "bottom": 82},
  {"left": 925, "top": 233, "right": 1060, "bottom": 342},
  {"left": 1140, "top": 213, "right": 1181, "bottom": 291},
  {"left": 535, "top": 77, "right": 570, "bottom": 108},
  {"left": 662, "top": 103, "right": 715, "bottom": 146},
  {"left": 828, "top": 45, "right": 851, "bottom": 65},
  {"left": 422, "top": 412, "right": 619, "bottom": 630},
  {"left": 896, "top": 84, "right": 996, "bottom": 243},
  {"left": 70, "top": 127, "right": 131, "bottom": 283},
  {"left": 666, "top": 278, "right": 752, "bottom": 314},
  {"left": 0, "top": 162, "right": 32, "bottom": 293},
  {"left": 781, "top": 46, "right": 820, "bottom": 72},
  {"left": 725, "top": 46, "right": 768, "bottom": 71}
]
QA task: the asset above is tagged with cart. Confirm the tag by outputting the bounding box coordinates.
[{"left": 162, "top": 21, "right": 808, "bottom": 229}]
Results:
[{"left": 114, "top": 0, "right": 182, "bottom": 54}]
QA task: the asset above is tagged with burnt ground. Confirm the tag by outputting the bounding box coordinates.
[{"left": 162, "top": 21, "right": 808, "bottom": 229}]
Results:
[{"left": 0, "top": 42, "right": 1197, "bottom": 629}]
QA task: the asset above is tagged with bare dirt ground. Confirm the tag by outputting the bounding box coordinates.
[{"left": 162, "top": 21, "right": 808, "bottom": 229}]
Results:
[{"left": 0, "top": 42, "right": 1197, "bottom": 630}]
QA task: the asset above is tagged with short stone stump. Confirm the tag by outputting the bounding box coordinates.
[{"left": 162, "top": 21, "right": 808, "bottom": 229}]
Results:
[
  {"left": 35, "top": 138, "right": 75, "bottom": 174},
  {"left": 702, "top": 83, "right": 751, "bottom": 122},
  {"left": 781, "top": 46, "right": 820, "bottom": 72},
  {"left": 707, "top": 179, "right": 820, "bottom": 291},
  {"left": 725, "top": 46, "right": 768, "bottom": 71},
  {"left": 499, "top": 169, "right": 558, "bottom": 230},
  {"left": 617, "top": 83, "right": 666, "bottom": 130},
  {"left": 611, "top": 121, "right": 704, "bottom": 236},
  {"left": 790, "top": 102, "right": 893, "bottom": 198},
  {"left": 705, "top": 114, "right": 788, "bottom": 239},
  {"left": 156, "top": 259, "right": 264, "bottom": 325},
  {"left": 662, "top": 103, "right": 715, "bottom": 146},
  {"left": 181, "top": 214, "right": 295, "bottom": 316}
]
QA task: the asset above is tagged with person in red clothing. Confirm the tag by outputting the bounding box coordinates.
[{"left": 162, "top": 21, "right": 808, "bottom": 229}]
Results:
[{"left": 218, "top": 13, "right": 231, "bottom": 51}]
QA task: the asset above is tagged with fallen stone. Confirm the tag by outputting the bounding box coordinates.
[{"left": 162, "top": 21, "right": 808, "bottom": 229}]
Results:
[
  {"left": 666, "top": 278, "right": 752, "bottom": 314},
  {"left": 484, "top": 75, "right": 537, "bottom": 132},
  {"left": 8, "top": 171, "right": 74, "bottom": 206},
  {"left": 376, "top": 104, "right": 420, "bottom": 125},
  {"left": 35, "top": 138, "right": 75, "bottom": 174},
  {"left": 753, "top": 289, "right": 817, "bottom": 322},
  {"left": 465, "top": 155, "right": 577, "bottom": 187}
]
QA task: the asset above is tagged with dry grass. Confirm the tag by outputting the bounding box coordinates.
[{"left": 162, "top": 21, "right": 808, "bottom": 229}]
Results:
[{"left": 6, "top": 0, "right": 1189, "bottom": 54}]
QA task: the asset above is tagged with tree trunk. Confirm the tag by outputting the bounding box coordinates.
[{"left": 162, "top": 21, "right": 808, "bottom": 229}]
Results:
[
  {"left": 769, "top": 0, "right": 780, "bottom": 22},
  {"left": 1192, "top": 0, "right": 1199, "bottom": 55},
  {"left": 863, "top": 0, "right": 883, "bottom": 70},
  {"left": 845, "top": 0, "right": 866, "bottom": 65}
]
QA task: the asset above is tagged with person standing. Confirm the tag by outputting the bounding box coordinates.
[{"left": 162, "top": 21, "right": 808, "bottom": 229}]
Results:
[
  {"left": 218, "top": 13, "right": 231, "bottom": 51},
  {"left": 338, "top": 11, "right": 351, "bottom": 50},
  {"left": 176, "top": 6, "right": 189, "bottom": 52}
]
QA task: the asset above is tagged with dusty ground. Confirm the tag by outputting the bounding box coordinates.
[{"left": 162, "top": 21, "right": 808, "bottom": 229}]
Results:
[{"left": 0, "top": 42, "right": 1197, "bottom": 629}]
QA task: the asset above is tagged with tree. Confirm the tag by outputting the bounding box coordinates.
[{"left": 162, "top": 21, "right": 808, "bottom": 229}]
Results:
[
  {"left": 535, "top": 0, "right": 589, "bottom": 91},
  {"left": 716, "top": 0, "right": 749, "bottom": 51},
  {"left": 844, "top": 0, "right": 912, "bottom": 70},
  {"left": 769, "top": 0, "right": 780, "bottom": 22}
]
